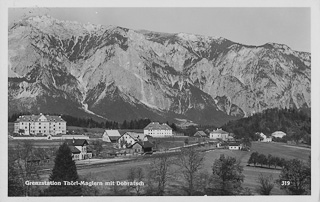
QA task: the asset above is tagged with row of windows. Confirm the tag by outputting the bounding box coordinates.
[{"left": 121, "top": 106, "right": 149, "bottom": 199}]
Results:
[
  {"left": 23, "top": 126, "right": 63, "bottom": 129},
  {"left": 21, "top": 122, "right": 63, "bottom": 125}
]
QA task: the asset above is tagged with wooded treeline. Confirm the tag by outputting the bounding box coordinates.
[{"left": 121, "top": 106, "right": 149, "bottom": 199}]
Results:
[{"left": 221, "top": 108, "right": 311, "bottom": 144}]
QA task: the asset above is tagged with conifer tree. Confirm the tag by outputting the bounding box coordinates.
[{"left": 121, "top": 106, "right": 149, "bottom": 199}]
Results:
[{"left": 44, "top": 143, "right": 82, "bottom": 196}]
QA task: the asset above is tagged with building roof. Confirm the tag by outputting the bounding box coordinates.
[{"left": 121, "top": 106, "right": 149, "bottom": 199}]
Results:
[
  {"left": 211, "top": 128, "right": 228, "bottom": 134},
  {"left": 65, "top": 139, "right": 88, "bottom": 146},
  {"left": 132, "top": 141, "right": 153, "bottom": 149},
  {"left": 69, "top": 146, "right": 81, "bottom": 153},
  {"left": 271, "top": 131, "right": 287, "bottom": 137},
  {"left": 15, "top": 113, "right": 66, "bottom": 122},
  {"left": 144, "top": 122, "right": 172, "bottom": 130},
  {"left": 194, "top": 131, "right": 207, "bottom": 137},
  {"left": 103, "top": 130, "right": 121, "bottom": 137},
  {"left": 229, "top": 143, "right": 241, "bottom": 146},
  {"left": 118, "top": 129, "right": 144, "bottom": 136},
  {"left": 109, "top": 136, "right": 120, "bottom": 141},
  {"left": 124, "top": 132, "right": 147, "bottom": 141}
]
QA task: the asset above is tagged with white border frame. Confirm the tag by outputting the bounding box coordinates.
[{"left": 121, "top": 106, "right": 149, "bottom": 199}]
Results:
[{"left": 1, "top": 1, "right": 319, "bottom": 202}]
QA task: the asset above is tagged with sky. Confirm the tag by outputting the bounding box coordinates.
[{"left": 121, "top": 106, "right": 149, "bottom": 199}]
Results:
[{"left": 8, "top": 7, "right": 311, "bottom": 53}]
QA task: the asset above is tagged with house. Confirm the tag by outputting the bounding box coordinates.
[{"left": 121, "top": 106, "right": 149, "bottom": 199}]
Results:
[
  {"left": 102, "top": 130, "right": 121, "bottom": 143},
  {"left": 257, "top": 132, "right": 272, "bottom": 142},
  {"left": 209, "top": 128, "right": 229, "bottom": 140},
  {"left": 14, "top": 113, "right": 66, "bottom": 136},
  {"left": 194, "top": 131, "right": 207, "bottom": 138},
  {"left": 129, "top": 141, "right": 154, "bottom": 154},
  {"left": 118, "top": 132, "right": 148, "bottom": 148},
  {"left": 271, "top": 131, "right": 286, "bottom": 139},
  {"left": 228, "top": 142, "right": 243, "bottom": 150},
  {"left": 65, "top": 139, "right": 92, "bottom": 161},
  {"left": 144, "top": 122, "right": 172, "bottom": 137}
]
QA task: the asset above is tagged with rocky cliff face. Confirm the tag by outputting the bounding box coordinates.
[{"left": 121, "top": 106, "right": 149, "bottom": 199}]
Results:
[{"left": 8, "top": 15, "right": 311, "bottom": 126}]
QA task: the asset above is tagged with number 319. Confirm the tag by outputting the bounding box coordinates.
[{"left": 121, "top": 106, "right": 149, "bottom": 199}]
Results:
[{"left": 281, "top": 181, "right": 290, "bottom": 186}]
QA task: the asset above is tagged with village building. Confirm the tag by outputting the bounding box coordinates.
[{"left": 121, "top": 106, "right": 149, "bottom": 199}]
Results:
[
  {"left": 129, "top": 141, "right": 154, "bottom": 154},
  {"left": 257, "top": 132, "right": 272, "bottom": 142},
  {"left": 118, "top": 132, "right": 148, "bottom": 149},
  {"left": 14, "top": 113, "right": 66, "bottom": 136},
  {"left": 143, "top": 122, "right": 172, "bottom": 137},
  {"left": 193, "top": 131, "right": 207, "bottom": 138},
  {"left": 271, "top": 131, "right": 287, "bottom": 139},
  {"left": 102, "top": 130, "right": 121, "bottom": 143},
  {"left": 65, "top": 139, "right": 92, "bottom": 161},
  {"left": 228, "top": 142, "right": 243, "bottom": 150},
  {"left": 209, "top": 128, "right": 229, "bottom": 140}
]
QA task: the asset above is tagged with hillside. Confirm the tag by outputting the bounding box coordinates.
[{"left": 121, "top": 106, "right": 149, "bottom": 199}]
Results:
[{"left": 221, "top": 108, "right": 311, "bottom": 144}]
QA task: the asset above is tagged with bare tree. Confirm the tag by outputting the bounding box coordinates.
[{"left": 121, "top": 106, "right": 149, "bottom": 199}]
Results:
[
  {"left": 127, "top": 167, "right": 144, "bottom": 195},
  {"left": 9, "top": 141, "right": 41, "bottom": 196},
  {"left": 256, "top": 173, "right": 274, "bottom": 195},
  {"left": 175, "top": 147, "right": 205, "bottom": 195},
  {"left": 147, "top": 153, "right": 174, "bottom": 195}
]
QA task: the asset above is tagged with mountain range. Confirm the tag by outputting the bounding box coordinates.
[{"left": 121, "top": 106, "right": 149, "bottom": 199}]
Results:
[{"left": 8, "top": 15, "right": 311, "bottom": 126}]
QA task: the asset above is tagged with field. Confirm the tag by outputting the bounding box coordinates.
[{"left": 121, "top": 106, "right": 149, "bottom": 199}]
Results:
[{"left": 36, "top": 141, "right": 310, "bottom": 195}]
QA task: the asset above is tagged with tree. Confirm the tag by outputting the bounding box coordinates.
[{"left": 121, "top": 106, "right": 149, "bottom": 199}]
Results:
[
  {"left": 92, "top": 140, "right": 103, "bottom": 157},
  {"left": 184, "top": 138, "right": 189, "bottom": 145},
  {"left": 247, "top": 152, "right": 259, "bottom": 166},
  {"left": 170, "top": 123, "right": 178, "bottom": 131},
  {"left": 257, "top": 153, "right": 267, "bottom": 167},
  {"left": 194, "top": 171, "right": 211, "bottom": 195},
  {"left": 256, "top": 173, "right": 274, "bottom": 195},
  {"left": 242, "top": 136, "right": 251, "bottom": 149},
  {"left": 80, "top": 173, "right": 100, "bottom": 196},
  {"left": 273, "top": 156, "right": 281, "bottom": 169},
  {"left": 9, "top": 141, "right": 41, "bottom": 196},
  {"left": 278, "top": 158, "right": 310, "bottom": 195},
  {"left": 175, "top": 147, "right": 205, "bottom": 195},
  {"left": 44, "top": 143, "right": 82, "bottom": 196},
  {"left": 277, "top": 158, "right": 287, "bottom": 168},
  {"left": 127, "top": 167, "right": 145, "bottom": 195},
  {"left": 147, "top": 154, "right": 174, "bottom": 195},
  {"left": 8, "top": 156, "right": 24, "bottom": 196},
  {"left": 267, "top": 154, "right": 274, "bottom": 168},
  {"left": 210, "top": 154, "right": 244, "bottom": 195}
]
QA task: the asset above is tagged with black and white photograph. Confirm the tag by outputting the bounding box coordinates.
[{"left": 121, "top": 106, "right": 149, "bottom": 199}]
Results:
[{"left": 2, "top": 0, "right": 320, "bottom": 200}]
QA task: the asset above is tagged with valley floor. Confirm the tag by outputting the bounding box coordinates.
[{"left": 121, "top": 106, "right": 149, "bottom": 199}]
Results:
[{"left": 37, "top": 141, "right": 310, "bottom": 196}]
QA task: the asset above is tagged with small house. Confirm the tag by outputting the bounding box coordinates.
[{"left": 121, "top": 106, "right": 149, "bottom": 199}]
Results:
[
  {"left": 228, "top": 142, "right": 243, "bottom": 150},
  {"left": 194, "top": 131, "right": 207, "bottom": 138},
  {"left": 65, "top": 139, "right": 93, "bottom": 161},
  {"left": 102, "top": 130, "right": 121, "bottom": 143},
  {"left": 257, "top": 132, "right": 272, "bottom": 142},
  {"left": 118, "top": 132, "right": 148, "bottom": 149},
  {"left": 129, "top": 141, "right": 153, "bottom": 154}
]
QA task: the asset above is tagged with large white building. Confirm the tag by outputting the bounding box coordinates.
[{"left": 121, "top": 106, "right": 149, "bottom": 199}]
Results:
[
  {"left": 143, "top": 122, "right": 172, "bottom": 137},
  {"left": 14, "top": 113, "right": 66, "bottom": 135},
  {"left": 210, "top": 128, "right": 229, "bottom": 140}
]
